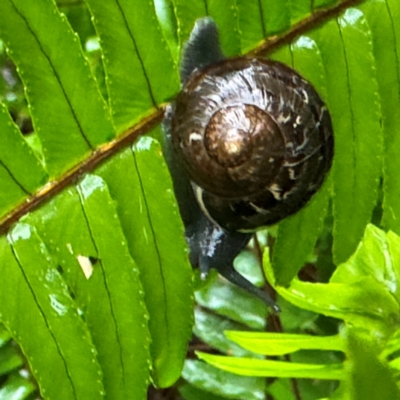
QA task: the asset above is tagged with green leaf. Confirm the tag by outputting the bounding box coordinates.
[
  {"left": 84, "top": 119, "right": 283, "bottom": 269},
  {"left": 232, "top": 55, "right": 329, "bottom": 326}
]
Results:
[
  {"left": 387, "top": 230, "right": 400, "bottom": 297},
  {"left": 235, "top": 247, "right": 266, "bottom": 287},
  {"left": 381, "top": 327, "right": 400, "bottom": 367},
  {"left": 236, "top": 0, "right": 266, "bottom": 53},
  {"left": 330, "top": 8, "right": 382, "bottom": 264},
  {"left": 0, "top": 343, "right": 24, "bottom": 376},
  {"left": 2, "top": 133, "right": 192, "bottom": 394},
  {"left": 0, "top": 0, "right": 114, "bottom": 176},
  {"left": 182, "top": 359, "right": 266, "bottom": 400},
  {"left": 205, "top": 0, "right": 241, "bottom": 57},
  {"left": 261, "top": 0, "right": 291, "bottom": 36},
  {"left": 195, "top": 274, "right": 267, "bottom": 330},
  {"left": 171, "top": 0, "right": 207, "bottom": 48},
  {"left": 0, "top": 103, "right": 47, "bottom": 192},
  {"left": 179, "top": 383, "right": 229, "bottom": 400},
  {"left": 288, "top": 0, "right": 312, "bottom": 25},
  {"left": 85, "top": 0, "right": 180, "bottom": 131},
  {"left": 197, "top": 352, "right": 345, "bottom": 380},
  {"left": 25, "top": 175, "right": 151, "bottom": 399},
  {"left": 0, "top": 229, "right": 104, "bottom": 400},
  {"left": 267, "top": 379, "right": 297, "bottom": 400},
  {"left": 331, "top": 224, "right": 400, "bottom": 302},
  {"left": 97, "top": 135, "right": 194, "bottom": 388},
  {"left": 346, "top": 327, "right": 400, "bottom": 400},
  {"left": 314, "top": 0, "right": 339, "bottom": 7},
  {"left": 367, "top": 0, "right": 400, "bottom": 236},
  {"left": 194, "top": 308, "right": 264, "bottom": 358},
  {"left": 75, "top": 174, "right": 151, "bottom": 398},
  {"left": 0, "top": 373, "right": 36, "bottom": 400},
  {"left": 273, "top": 179, "right": 331, "bottom": 285},
  {"left": 0, "top": 324, "right": 11, "bottom": 347},
  {"left": 266, "top": 263, "right": 399, "bottom": 332},
  {"left": 0, "top": 103, "right": 47, "bottom": 215},
  {"left": 0, "top": 163, "right": 26, "bottom": 219},
  {"left": 153, "top": 0, "right": 179, "bottom": 61},
  {"left": 225, "top": 331, "right": 345, "bottom": 355}
]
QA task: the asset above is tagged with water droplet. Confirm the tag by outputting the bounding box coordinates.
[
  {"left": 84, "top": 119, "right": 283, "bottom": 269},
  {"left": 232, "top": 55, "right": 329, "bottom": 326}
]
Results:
[{"left": 49, "top": 294, "right": 68, "bottom": 316}]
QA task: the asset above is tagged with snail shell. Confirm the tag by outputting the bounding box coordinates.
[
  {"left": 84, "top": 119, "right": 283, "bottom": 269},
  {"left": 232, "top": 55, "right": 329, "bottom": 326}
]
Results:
[{"left": 171, "top": 57, "right": 333, "bottom": 231}]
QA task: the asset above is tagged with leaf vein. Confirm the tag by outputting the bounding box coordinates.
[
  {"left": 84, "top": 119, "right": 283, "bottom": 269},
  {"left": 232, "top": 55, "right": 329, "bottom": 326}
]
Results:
[
  {"left": 131, "top": 148, "right": 171, "bottom": 351},
  {"left": 0, "top": 159, "right": 30, "bottom": 195},
  {"left": 8, "top": 0, "right": 93, "bottom": 149},
  {"left": 8, "top": 240, "right": 78, "bottom": 399},
  {"left": 76, "top": 191, "right": 127, "bottom": 389},
  {"left": 114, "top": 0, "right": 157, "bottom": 108}
]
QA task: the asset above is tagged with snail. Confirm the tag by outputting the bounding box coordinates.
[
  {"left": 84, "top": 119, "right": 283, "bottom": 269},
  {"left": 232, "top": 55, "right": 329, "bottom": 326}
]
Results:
[{"left": 163, "top": 18, "right": 334, "bottom": 311}]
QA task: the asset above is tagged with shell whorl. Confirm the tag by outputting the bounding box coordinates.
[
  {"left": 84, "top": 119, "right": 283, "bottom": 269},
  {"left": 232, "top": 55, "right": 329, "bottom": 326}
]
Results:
[{"left": 171, "top": 57, "right": 334, "bottom": 231}]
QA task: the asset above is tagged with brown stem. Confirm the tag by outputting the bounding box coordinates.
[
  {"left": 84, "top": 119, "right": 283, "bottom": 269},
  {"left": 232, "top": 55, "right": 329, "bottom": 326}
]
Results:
[
  {"left": 249, "top": 0, "right": 364, "bottom": 58},
  {"left": 0, "top": 108, "right": 165, "bottom": 234}
]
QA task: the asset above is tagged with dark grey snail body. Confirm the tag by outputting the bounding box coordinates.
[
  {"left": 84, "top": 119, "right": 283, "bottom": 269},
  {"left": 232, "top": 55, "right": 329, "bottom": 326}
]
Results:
[{"left": 163, "top": 18, "right": 333, "bottom": 311}]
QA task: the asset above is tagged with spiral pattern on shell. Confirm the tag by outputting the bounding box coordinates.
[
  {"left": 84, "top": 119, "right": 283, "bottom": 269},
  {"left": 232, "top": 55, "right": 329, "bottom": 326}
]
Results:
[{"left": 171, "top": 58, "right": 334, "bottom": 231}]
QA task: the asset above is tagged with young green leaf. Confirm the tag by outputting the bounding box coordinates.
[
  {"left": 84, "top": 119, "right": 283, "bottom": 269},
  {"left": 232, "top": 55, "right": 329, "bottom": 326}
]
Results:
[
  {"left": 196, "top": 352, "right": 345, "bottom": 380},
  {"left": 225, "top": 331, "right": 345, "bottom": 356}
]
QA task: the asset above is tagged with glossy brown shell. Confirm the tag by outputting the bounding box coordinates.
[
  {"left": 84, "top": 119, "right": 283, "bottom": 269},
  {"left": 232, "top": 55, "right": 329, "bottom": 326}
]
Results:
[{"left": 171, "top": 58, "right": 334, "bottom": 231}]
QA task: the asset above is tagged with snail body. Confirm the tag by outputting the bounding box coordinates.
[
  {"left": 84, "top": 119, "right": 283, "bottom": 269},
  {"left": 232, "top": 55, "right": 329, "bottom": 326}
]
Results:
[{"left": 163, "top": 17, "right": 333, "bottom": 310}]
